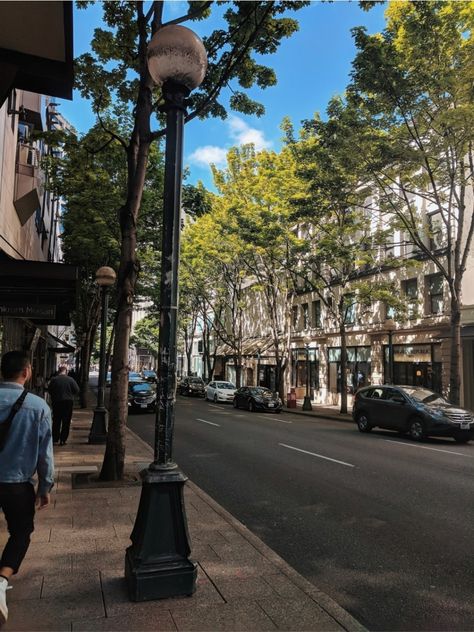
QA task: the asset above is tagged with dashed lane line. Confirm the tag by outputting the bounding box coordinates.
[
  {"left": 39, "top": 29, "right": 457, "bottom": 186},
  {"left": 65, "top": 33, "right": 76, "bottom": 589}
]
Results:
[
  {"left": 278, "top": 443, "right": 355, "bottom": 467},
  {"left": 196, "top": 418, "right": 221, "bottom": 427},
  {"left": 383, "top": 439, "right": 471, "bottom": 457}
]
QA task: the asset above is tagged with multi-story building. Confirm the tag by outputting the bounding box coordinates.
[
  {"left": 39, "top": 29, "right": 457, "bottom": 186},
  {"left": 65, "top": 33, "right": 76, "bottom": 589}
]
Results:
[
  {"left": 214, "top": 199, "right": 474, "bottom": 411},
  {"left": 0, "top": 91, "right": 77, "bottom": 391}
]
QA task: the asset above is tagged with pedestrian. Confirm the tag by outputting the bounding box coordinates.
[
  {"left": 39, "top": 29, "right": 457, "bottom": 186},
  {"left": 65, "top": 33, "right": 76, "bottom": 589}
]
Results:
[
  {"left": 47, "top": 365, "right": 79, "bottom": 446},
  {"left": 0, "top": 350, "right": 54, "bottom": 625}
]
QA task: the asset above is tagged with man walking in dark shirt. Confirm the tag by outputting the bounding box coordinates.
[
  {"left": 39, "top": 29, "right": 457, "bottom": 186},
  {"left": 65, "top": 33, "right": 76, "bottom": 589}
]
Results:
[{"left": 47, "top": 366, "right": 79, "bottom": 446}]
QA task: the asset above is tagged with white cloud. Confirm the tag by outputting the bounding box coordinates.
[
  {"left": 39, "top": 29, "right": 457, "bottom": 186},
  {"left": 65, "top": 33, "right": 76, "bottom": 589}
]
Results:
[
  {"left": 187, "top": 116, "right": 271, "bottom": 171},
  {"left": 188, "top": 145, "right": 228, "bottom": 168},
  {"left": 228, "top": 115, "right": 272, "bottom": 151}
]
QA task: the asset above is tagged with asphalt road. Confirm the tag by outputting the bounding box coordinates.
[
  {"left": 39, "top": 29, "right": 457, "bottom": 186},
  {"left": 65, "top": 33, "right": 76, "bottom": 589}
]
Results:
[{"left": 127, "top": 396, "right": 474, "bottom": 631}]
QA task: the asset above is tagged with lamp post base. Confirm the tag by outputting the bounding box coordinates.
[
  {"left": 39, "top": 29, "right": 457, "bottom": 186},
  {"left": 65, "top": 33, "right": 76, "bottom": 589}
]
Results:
[
  {"left": 302, "top": 395, "right": 313, "bottom": 411},
  {"left": 88, "top": 407, "right": 108, "bottom": 444},
  {"left": 125, "top": 466, "right": 197, "bottom": 602}
]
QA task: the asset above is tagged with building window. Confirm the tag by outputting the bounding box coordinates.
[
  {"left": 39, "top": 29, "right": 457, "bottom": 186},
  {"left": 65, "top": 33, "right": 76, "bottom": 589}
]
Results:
[
  {"left": 385, "top": 303, "right": 396, "bottom": 320},
  {"left": 302, "top": 303, "right": 309, "bottom": 329},
  {"left": 427, "top": 274, "right": 444, "bottom": 314},
  {"left": 428, "top": 212, "right": 444, "bottom": 250},
  {"left": 343, "top": 294, "right": 356, "bottom": 325},
  {"left": 312, "top": 300, "right": 321, "bottom": 328},
  {"left": 292, "top": 305, "right": 299, "bottom": 329},
  {"left": 402, "top": 278, "right": 418, "bottom": 318}
]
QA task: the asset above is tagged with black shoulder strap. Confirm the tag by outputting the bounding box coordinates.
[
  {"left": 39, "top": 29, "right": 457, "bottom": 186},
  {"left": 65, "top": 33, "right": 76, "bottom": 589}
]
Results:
[{"left": 0, "top": 390, "right": 27, "bottom": 452}]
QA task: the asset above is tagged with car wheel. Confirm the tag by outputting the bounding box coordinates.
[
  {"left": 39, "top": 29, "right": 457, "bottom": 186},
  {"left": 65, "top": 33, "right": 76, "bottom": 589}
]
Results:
[
  {"left": 233, "top": 399, "right": 238, "bottom": 409},
  {"left": 248, "top": 400, "right": 255, "bottom": 412},
  {"left": 408, "top": 417, "right": 426, "bottom": 441},
  {"left": 214, "top": 394, "right": 218, "bottom": 403},
  {"left": 453, "top": 432, "right": 471, "bottom": 444},
  {"left": 356, "top": 412, "right": 372, "bottom": 433}
]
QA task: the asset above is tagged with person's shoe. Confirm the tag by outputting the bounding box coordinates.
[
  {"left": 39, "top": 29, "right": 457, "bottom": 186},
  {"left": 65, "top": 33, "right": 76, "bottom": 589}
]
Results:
[{"left": 0, "top": 576, "right": 11, "bottom": 625}]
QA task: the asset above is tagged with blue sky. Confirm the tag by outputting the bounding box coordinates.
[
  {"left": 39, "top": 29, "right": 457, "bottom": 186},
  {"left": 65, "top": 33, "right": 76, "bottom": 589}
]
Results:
[{"left": 58, "top": 1, "right": 387, "bottom": 189}]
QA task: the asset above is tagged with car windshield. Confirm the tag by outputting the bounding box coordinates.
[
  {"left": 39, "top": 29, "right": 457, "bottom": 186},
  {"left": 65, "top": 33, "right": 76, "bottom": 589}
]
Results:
[
  {"left": 129, "top": 372, "right": 141, "bottom": 379},
  {"left": 403, "top": 387, "right": 447, "bottom": 405},
  {"left": 144, "top": 371, "right": 156, "bottom": 376},
  {"left": 188, "top": 378, "right": 203, "bottom": 384},
  {"left": 130, "top": 383, "right": 154, "bottom": 393},
  {"left": 249, "top": 387, "right": 272, "bottom": 396},
  {"left": 216, "top": 382, "right": 235, "bottom": 389}
]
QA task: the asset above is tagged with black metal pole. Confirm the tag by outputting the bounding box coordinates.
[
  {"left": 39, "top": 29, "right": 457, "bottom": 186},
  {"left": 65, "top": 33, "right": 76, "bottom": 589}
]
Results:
[
  {"left": 256, "top": 350, "right": 260, "bottom": 387},
  {"left": 97, "top": 287, "right": 108, "bottom": 408},
  {"left": 125, "top": 80, "right": 197, "bottom": 602},
  {"left": 302, "top": 344, "right": 313, "bottom": 411},
  {"left": 388, "top": 330, "right": 394, "bottom": 385},
  {"left": 88, "top": 286, "right": 108, "bottom": 444}
]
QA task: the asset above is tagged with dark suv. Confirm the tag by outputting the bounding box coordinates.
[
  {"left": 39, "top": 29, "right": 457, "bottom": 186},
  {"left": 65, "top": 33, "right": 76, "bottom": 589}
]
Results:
[
  {"left": 178, "top": 376, "right": 205, "bottom": 397},
  {"left": 353, "top": 385, "right": 474, "bottom": 443}
]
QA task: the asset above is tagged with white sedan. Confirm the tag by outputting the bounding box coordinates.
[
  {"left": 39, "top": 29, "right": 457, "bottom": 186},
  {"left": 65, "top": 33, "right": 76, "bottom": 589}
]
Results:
[{"left": 206, "top": 381, "right": 236, "bottom": 403}]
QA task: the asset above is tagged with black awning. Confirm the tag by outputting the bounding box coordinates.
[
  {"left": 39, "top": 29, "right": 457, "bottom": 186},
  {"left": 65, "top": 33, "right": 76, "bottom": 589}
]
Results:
[
  {"left": 0, "top": 1, "right": 73, "bottom": 106},
  {"left": 0, "top": 259, "right": 78, "bottom": 325},
  {"left": 47, "top": 332, "right": 75, "bottom": 353}
]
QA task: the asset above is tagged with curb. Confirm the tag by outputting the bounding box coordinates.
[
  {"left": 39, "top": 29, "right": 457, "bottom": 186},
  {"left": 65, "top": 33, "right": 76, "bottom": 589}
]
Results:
[
  {"left": 284, "top": 408, "right": 353, "bottom": 423},
  {"left": 125, "top": 426, "right": 366, "bottom": 632}
]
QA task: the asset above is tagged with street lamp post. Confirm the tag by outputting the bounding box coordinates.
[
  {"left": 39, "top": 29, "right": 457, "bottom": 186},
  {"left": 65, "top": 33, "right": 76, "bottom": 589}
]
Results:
[
  {"left": 385, "top": 318, "right": 396, "bottom": 385},
  {"left": 256, "top": 346, "right": 261, "bottom": 387},
  {"left": 125, "top": 25, "right": 207, "bottom": 603},
  {"left": 302, "top": 339, "right": 313, "bottom": 411},
  {"left": 88, "top": 266, "right": 116, "bottom": 444}
]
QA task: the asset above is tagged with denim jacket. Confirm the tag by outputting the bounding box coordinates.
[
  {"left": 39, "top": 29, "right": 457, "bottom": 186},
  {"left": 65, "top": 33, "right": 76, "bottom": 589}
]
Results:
[{"left": 0, "top": 382, "right": 54, "bottom": 495}]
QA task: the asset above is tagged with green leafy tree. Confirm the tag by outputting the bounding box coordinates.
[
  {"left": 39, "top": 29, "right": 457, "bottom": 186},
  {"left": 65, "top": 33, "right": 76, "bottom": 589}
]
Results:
[
  {"left": 130, "top": 316, "right": 160, "bottom": 363},
  {"left": 74, "top": 0, "right": 309, "bottom": 479},
  {"left": 211, "top": 145, "right": 302, "bottom": 397},
  {"left": 348, "top": 0, "right": 474, "bottom": 403}
]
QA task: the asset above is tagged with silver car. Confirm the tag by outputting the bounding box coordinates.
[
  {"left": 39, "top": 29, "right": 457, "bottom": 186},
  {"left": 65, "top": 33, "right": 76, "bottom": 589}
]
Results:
[{"left": 206, "top": 380, "right": 236, "bottom": 403}]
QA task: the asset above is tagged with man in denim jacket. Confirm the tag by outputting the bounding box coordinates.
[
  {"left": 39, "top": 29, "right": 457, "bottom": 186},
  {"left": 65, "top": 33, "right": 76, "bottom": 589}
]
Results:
[{"left": 0, "top": 351, "right": 54, "bottom": 625}]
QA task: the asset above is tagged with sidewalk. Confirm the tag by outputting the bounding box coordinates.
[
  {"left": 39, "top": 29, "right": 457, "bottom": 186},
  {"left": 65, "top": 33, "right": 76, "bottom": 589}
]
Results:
[
  {"left": 2, "top": 407, "right": 365, "bottom": 632},
  {"left": 285, "top": 402, "right": 353, "bottom": 423}
]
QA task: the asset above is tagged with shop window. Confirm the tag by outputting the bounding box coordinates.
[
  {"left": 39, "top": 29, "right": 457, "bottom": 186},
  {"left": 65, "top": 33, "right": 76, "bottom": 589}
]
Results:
[
  {"left": 312, "top": 300, "right": 321, "bottom": 328},
  {"left": 426, "top": 273, "right": 443, "bottom": 314},
  {"left": 302, "top": 303, "right": 309, "bottom": 329},
  {"left": 402, "top": 278, "right": 418, "bottom": 318}
]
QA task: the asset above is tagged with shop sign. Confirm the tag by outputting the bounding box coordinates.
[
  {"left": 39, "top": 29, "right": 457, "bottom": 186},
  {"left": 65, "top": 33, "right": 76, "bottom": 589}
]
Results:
[
  {"left": 0, "top": 303, "right": 56, "bottom": 319},
  {"left": 393, "top": 345, "right": 431, "bottom": 363}
]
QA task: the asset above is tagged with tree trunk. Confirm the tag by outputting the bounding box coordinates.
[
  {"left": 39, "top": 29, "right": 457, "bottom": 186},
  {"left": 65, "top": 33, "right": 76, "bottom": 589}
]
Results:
[
  {"left": 340, "top": 323, "right": 348, "bottom": 414},
  {"left": 79, "top": 324, "right": 97, "bottom": 408},
  {"left": 449, "top": 297, "right": 461, "bottom": 405}
]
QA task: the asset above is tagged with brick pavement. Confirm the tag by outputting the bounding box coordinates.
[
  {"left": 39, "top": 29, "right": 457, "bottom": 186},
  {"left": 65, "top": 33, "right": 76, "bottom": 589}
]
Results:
[{"left": 1, "top": 408, "right": 365, "bottom": 632}]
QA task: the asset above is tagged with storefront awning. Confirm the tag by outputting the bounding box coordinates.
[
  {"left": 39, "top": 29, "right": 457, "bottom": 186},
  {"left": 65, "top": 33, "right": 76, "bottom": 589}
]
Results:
[
  {"left": 0, "top": 1, "right": 74, "bottom": 106},
  {"left": 0, "top": 259, "right": 78, "bottom": 325},
  {"left": 47, "top": 332, "right": 75, "bottom": 353},
  {"left": 216, "top": 338, "right": 275, "bottom": 357}
]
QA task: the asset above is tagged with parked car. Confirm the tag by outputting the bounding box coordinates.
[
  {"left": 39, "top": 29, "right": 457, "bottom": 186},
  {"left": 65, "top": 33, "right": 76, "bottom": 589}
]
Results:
[
  {"left": 129, "top": 371, "right": 142, "bottom": 382},
  {"left": 353, "top": 385, "right": 474, "bottom": 443},
  {"left": 142, "top": 370, "right": 157, "bottom": 382},
  {"left": 178, "top": 376, "right": 206, "bottom": 397},
  {"left": 106, "top": 372, "right": 112, "bottom": 386},
  {"left": 233, "top": 386, "right": 283, "bottom": 413},
  {"left": 128, "top": 381, "right": 157, "bottom": 413},
  {"left": 206, "top": 381, "right": 236, "bottom": 403}
]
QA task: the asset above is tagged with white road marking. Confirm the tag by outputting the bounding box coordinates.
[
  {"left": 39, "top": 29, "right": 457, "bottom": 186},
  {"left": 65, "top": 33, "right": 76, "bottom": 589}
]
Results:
[
  {"left": 196, "top": 418, "right": 221, "bottom": 427},
  {"left": 383, "top": 439, "right": 470, "bottom": 457},
  {"left": 279, "top": 443, "right": 355, "bottom": 467},
  {"left": 208, "top": 404, "right": 227, "bottom": 410},
  {"left": 258, "top": 416, "right": 292, "bottom": 424}
]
